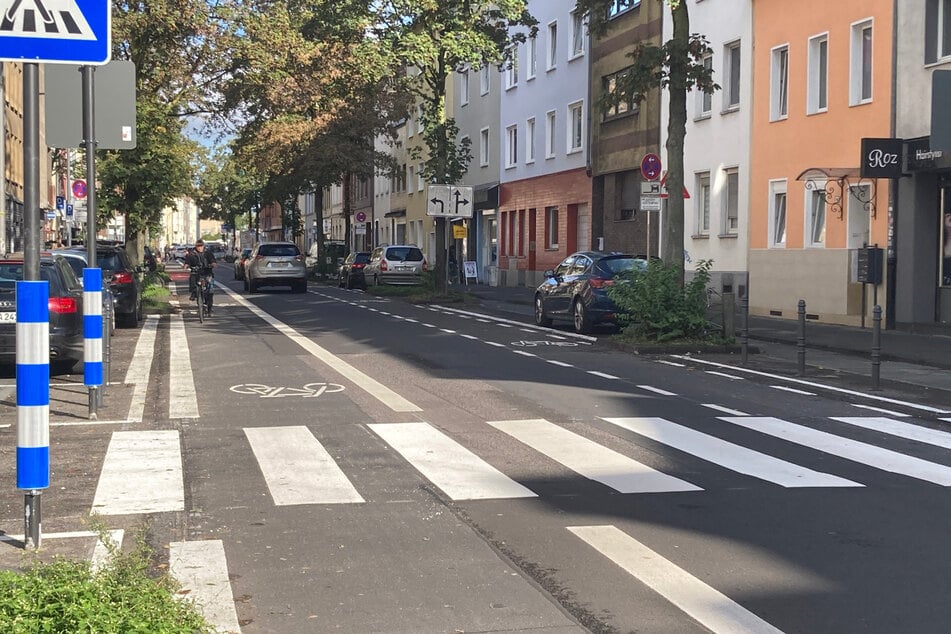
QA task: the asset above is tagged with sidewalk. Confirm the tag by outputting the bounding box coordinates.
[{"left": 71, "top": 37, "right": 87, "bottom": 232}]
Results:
[{"left": 459, "top": 282, "right": 951, "bottom": 399}]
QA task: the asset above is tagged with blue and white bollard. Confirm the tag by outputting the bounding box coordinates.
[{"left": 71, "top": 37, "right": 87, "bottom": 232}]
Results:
[
  {"left": 16, "top": 280, "right": 49, "bottom": 549},
  {"left": 83, "top": 268, "right": 102, "bottom": 417}
]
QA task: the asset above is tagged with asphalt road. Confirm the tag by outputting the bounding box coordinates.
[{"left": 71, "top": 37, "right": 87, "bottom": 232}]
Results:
[{"left": 4, "top": 267, "right": 951, "bottom": 633}]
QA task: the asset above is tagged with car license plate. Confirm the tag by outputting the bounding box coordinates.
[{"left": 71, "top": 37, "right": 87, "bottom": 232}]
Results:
[
  {"left": 0, "top": 312, "right": 14, "bottom": 322},
  {"left": 268, "top": 262, "right": 290, "bottom": 268},
  {"left": 396, "top": 266, "right": 411, "bottom": 272}
]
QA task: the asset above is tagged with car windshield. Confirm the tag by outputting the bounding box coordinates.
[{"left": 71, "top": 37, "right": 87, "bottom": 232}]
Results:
[
  {"left": 259, "top": 244, "right": 300, "bottom": 257},
  {"left": 355, "top": 253, "right": 371, "bottom": 263},
  {"left": 597, "top": 257, "right": 647, "bottom": 277},
  {"left": 0, "top": 263, "right": 56, "bottom": 291},
  {"left": 386, "top": 247, "right": 423, "bottom": 262},
  {"left": 241, "top": 249, "right": 252, "bottom": 258}
]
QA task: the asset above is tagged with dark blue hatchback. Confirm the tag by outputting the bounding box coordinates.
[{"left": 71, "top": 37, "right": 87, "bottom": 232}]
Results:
[{"left": 534, "top": 251, "right": 647, "bottom": 334}]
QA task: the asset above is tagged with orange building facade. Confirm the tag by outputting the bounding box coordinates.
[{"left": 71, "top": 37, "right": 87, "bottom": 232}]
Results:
[{"left": 749, "top": 0, "right": 893, "bottom": 326}]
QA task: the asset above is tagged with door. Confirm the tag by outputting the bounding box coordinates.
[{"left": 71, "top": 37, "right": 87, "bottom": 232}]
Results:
[
  {"left": 847, "top": 184, "right": 871, "bottom": 249},
  {"left": 544, "top": 255, "right": 576, "bottom": 316}
]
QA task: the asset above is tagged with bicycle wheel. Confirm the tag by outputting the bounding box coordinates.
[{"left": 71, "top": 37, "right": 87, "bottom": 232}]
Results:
[{"left": 196, "top": 285, "right": 205, "bottom": 323}]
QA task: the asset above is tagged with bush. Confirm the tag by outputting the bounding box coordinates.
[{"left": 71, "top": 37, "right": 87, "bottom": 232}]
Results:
[{"left": 608, "top": 259, "right": 714, "bottom": 342}]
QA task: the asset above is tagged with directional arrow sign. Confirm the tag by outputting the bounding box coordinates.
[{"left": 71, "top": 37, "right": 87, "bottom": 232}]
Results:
[
  {"left": 0, "top": 0, "right": 111, "bottom": 64},
  {"left": 427, "top": 184, "right": 473, "bottom": 218}
]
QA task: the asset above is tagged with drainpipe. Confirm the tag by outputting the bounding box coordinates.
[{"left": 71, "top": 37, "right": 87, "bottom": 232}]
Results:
[{"left": 886, "top": 0, "right": 898, "bottom": 329}]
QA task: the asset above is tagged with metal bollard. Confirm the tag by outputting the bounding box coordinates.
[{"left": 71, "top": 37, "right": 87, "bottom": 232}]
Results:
[
  {"left": 797, "top": 299, "right": 806, "bottom": 376},
  {"left": 722, "top": 291, "right": 735, "bottom": 339},
  {"left": 741, "top": 293, "right": 749, "bottom": 365},
  {"left": 103, "top": 305, "right": 112, "bottom": 391},
  {"left": 871, "top": 304, "right": 882, "bottom": 390}
]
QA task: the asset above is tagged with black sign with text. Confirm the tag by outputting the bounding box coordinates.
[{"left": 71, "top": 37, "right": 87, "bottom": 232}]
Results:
[{"left": 861, "top": 138, "right": 903, "bottom": 179}]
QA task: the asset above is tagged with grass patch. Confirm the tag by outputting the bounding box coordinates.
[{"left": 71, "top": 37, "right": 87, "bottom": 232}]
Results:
[
  {"left": 142, "top": 272, "right": 173, "bottom": 315},
  {"left": 0, "top": 530, "right": 212, "bottom": 633},
  {"left": 362, "top": 272, "right": 475, "bottom": 305}
]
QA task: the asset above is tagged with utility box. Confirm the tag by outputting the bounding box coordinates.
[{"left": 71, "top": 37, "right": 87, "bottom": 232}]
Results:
[{"left": 855, "top": 247, "right": 884, "bottom": 285}]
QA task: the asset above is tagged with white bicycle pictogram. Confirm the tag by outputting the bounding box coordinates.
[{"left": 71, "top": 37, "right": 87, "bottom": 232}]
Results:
[
  {"left": 229, "top": 382, "right": 346, "bottom": 398},
  {"left": 511, "top": 340, "right": 579, "bottom": 347}
]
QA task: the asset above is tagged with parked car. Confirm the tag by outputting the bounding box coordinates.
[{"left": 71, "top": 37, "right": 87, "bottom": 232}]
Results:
[
  {"left": 337, "top": 252, "right": 371, "bottom": 289},
  {"left": 233, "top": 247, "right": 252, "bottom": 281},
  {"left": 57, "top": 244, "right": 143, "bottom": 327},
  {"left": 534, "top": 251, "right": 647, "bottom": 334},
  {"left": 0, "top": 255, "right": 85, "bottom": 372},
  {"left": 53, "top": 249, "right": 117, "bottom": 335},
  {"left": 245, "top": 242, "right": 308, "bottom": 293},
  {"left": 365, "top": 245, "right": 427, "bottom": 286}
]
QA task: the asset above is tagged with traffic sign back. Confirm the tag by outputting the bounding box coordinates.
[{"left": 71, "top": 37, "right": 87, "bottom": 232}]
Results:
[{"left": 0, "top": 0, "right": 111, "bottom": 64}]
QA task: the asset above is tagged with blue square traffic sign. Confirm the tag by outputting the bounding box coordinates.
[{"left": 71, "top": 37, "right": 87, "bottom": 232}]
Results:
[{"left": 0, "top": 0, "right": 110, "bottom": 64}]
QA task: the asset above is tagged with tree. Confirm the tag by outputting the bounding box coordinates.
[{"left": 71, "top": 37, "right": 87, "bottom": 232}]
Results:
[
  {"left": 374, "top": 0, "right": 537, "bottom": 294},
  {"left": 574, "top": 0, "right": 716, "bottom": 284}
]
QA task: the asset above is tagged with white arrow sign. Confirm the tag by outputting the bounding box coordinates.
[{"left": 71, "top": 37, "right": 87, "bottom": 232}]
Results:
[{"left": 427, "top": 184, "right": 473, "bottom": 218}]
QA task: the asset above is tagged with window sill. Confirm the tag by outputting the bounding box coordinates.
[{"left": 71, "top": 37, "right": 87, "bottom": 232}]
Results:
[
  {"left": 849, "top": 98, "right": 873, "bottom": 107},
  {"left": 769, "top": 243, "right": 787, "bottom": 249},
  {"left": 545, "top": 154, "right": 556, "bottom": 160},
  {"left": 545, "top": 247, "right": 559, "bottom": 251},
  {"left": 567, "top": 148, "right": 583, "bottom": 155},
  {"left": 691, "top": 233, "right": 710, "bottom": 240},
  {"left": 806, "top": 107, "right": 828, "bottom": 116},
  {"left": 546, "top": 65, "right": 557, "bottom": 73},
  {"left": 525, "top": 159, "right": 535, "bottom": 165},
  {"left": 480, "top": 91, "right": 490, "bottom": 97},
  {"left": 717, "top": 232, "right": 738, "bottom": 239},
  {"left": 694, "top": 112, "right": 712, "bottom": 122},
  {"left": 720, "top": 105, "right": 740, "bottom": 115},
  {"left": 479, "top": 162, "right": 489, "bottom": 168},
  {"left": 769, "top": 114, "right": 789, "bottom": 123},
  {"left": 505, "top": 85, "right": 518, "bottom": 92},
  {"left": 526, "top": 75, "right": 535, "bottom": 82},
  {"left": 504, "top": 164, "right": 516, "bottom": 170},
  {"left": 568, "top": 52, "right": 584, "bottom": 62},
  {"left": 602, "top": 110, "right": 639, "bottom": 123}
]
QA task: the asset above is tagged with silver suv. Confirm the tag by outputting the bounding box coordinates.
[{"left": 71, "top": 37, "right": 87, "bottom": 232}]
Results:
[
  {"left": 365, "top": 245, "right": 427, "bottom": 285},
  {"left": 245, "top": 242, "right": 307, "bottom": 293}
]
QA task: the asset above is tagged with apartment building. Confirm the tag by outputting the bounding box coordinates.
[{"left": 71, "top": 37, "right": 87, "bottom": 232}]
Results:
[
  {"left": 662, "top": 0, "right": 752, "bottom": 297},
  {"left": 372, "top": 134, "right": 392, "bottom": 249},
  {"left": 749, "top": 0, "right": 893, "bottom": 326},
  {"left": 402, "top": 96, "right": 432, "bottom": 258},
  {"left": 496, "top": 0, "right": 593, "bottom": 288}
]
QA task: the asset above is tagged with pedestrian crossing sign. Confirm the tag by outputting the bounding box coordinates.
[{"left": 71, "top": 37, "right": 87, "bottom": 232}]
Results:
[{"left": 0, "top": 0, "right": 109, "bottom": 64}]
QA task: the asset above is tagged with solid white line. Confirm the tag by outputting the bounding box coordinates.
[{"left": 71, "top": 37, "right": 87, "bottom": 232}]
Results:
[
  {"left": 702, "top": 404, "right": 749, "bottom": 417},
  {"left": 706, "top": 371, "right": 744, "bottom": 380},
  {"left": 244, "top": 426, "right": 364, "bottom": 505},
  {"left": 51, "top": 419, "right": 134, "bottom": 427},
  {"left": 0, "top": 530, "right": 109, "bottom": 541},
  {"left": 92, "top": 430, "right": 184, "bottom": 515},
  {"left": 514, "top": 350, "right": 537, "bottom": 357},
  {"left": 437, "top": 305, "right": 599, "bottom": 342},
  {"left": 770, "top": 385, "right": 815, "bottom": 396},
  {"left": 221, "top": 286, "right": 420, "bottom": 412},
  {"left": 546, "top": 360, "right": 574, "bottom": 368},
  {"left": 602, "top": 417, "right": 860, "bottom": 488},
  {"left": 656, "top": 360, "right": 686, "bottom": 367},
  {"left": 497, "top": 323, "right": 513, "bottom": 328},
  {"left": 831, "top": 416, "right": 951, "bottom": 449},
  {"left": 91, "top": 530, "right": 124, "bottom": 573},
  {"left": 485, "top": 341, "right": 506, "bottom": 347},
  {"left": 460, "top": 334, "right": 479, "bottom": 340},
  {"left": 440, "top": 328, "right": 457, "bottom": 334},
  {"left": 671, "top": 354, "right": 951, "bottom": 415},
  {"left": 422, "top": 323, "right": 436, "bottom": 328},
  {"left": 720, "top": 416, "right": 951, "bottom": 485},
  {"left": 489, "top": 419, "right": 701, "bottom": 494},
  {"left": 124, "top": 316, "right": 159, "bottom": 422},
  {"left": 168, "top": 315, "right": 199, "bottom": 419},
  {"left": 568, "top": 525, "right": 785, "bottom": 634},
  {"left": 169, "top": 540, "right": 242, "bottom": 634},
  {"left": 369, "top": 422, "right": 536, "bottom": 500},
  {"left": 941, "top": 417, "right": 951, "bottom": 423},
  {"left": 588, "top": 371, "right": 620, "bottom": 380},
  {"left": 848, "top": 404, "right": 909, "bottom": 417},
  {"left": 638, "top": 385, "right": 677, "bottom": 396}
]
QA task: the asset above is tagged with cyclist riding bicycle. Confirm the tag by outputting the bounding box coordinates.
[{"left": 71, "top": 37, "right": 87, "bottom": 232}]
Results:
[{"left": 185, "top": 239, "right": 217, "bottom": 314}]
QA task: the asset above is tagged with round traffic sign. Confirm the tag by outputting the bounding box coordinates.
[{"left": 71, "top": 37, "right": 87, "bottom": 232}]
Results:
[
  {"left": 356, "top": 211, "right": 367, "bottom": 223},
  {"left": 641, "top": 153, "right": 662, "bottom": 181},
  {"left": 71, "top": 180, "right": 87, "bottom": 199}
]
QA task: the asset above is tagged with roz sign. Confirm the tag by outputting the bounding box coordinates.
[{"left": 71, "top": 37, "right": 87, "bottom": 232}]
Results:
[{"left": 861, "top": 137, "right": 904, "bottom": 179}]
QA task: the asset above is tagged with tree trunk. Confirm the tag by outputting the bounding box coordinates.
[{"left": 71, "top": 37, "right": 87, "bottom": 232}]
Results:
[
  {"left": 343, "top": 172, "right": 352, "bottom": 255},
  {"left": 663, "top": 0, "right": 690, "bottom": 287}
]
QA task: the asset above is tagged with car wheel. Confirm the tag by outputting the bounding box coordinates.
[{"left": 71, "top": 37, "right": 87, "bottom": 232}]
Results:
[
  {"left": 573, "top": 298, "right": 592, "bottom": 334},
  {"left": 117, "top": 310, "right": 137, "bottom": 328},
  {"left": 534, "top": 294, "right": 553, "bottom": 327}
]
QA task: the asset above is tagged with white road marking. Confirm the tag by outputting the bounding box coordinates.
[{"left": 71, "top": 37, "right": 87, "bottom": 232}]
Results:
[
  {"left": 460, "top": 334, "right": 479, "bottom": 340},
  {"left": 168, "top": 315, "right": 199, "bottom": 418},
  {"left": 546, "top": 360, "right": 574, "bottom": 368},
  {"left": 476, "top": 318, "right": 490, "bottom": 323},
  {"left": 830, "top": 416, "right": 951, "bottom": 450},
  {"left": 705, "top": 371, "right": 744, "bottom": 380},
  {"left": 769, "top": 385, "right": 815, "bottom": 396},
  {"left": 437, "top": 305, "right": 599, "bottom": 342},
  {"left": 602, "top": 417, "right": 860, "bottom": 488},
  {"left": 848, "top": 404, "right": 909, "bottom": 417},
  {"left": 701, "top": 404, "right": 749, "bottom": 416},
  {"left": 369, "top": 422, "right": 536, "bottom": 500},
  {"left": 568, "top": 525, "right": 785, "bottom": 634},
  {"left": 514, "top": 350, "right": 537, "bottom": 357},
  {"left": 588, "top": 370, "right": 619, "bottom": 379},
  {"left": 720, "top": 416, "right": 951, "bottom": 485},
  {"left": 422, "top": 323, "right": 436, "bottom": 328},
  {"left": 638, "top": 385, "right": 677, "bottom": 396},
  {"left": 485, "top": 341, "right": 506, "bottom": 347},
  {"left": 92, "top": 430, "right": 184, "bottom": 515},
  {"left": 169, "top": 540, "right": 242, "bottom": 634},
  {"left": 656, "top": 360, "right": 686, "bottom": 367},
  {"left": 221, "top": 286, "right": 420, "bottom": 412},
  {"left": 244, "top": 426, "right": 364, "bottom": 505},
  {"left": 489, "top": 419, "right": 701, "bottom": 494},
  {"left": 440, "top": 328, "right": 457, "bottom": 334},
  {"left": 124, "top": 315, "right": 159, "bottom": 422}
]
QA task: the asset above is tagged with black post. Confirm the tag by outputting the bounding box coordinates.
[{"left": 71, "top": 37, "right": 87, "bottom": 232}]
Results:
[
  {"left": 797, "top": 299, "right": 806, "bottom": 376},
  {"left": 871, "top": 304, "right": 882, "bottom": 390},
  {"left": 741, "top": 292, "right": 749, "bottom": 365}
]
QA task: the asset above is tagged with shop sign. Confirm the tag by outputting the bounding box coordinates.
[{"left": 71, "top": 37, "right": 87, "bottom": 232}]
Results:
[
  {"left": 860, "top": 138, "right": 903, "bottom": 179},
  {"left": 906, "top": 137, "right": 948, "bottom": 172}
]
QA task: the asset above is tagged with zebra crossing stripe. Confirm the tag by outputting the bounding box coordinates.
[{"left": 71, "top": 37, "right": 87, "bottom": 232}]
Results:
[
  {"left": 369, "top": 422, "right": 536, "bottom": 500},
  {"left": 244, "top": 426, "right": 364, "bottom": 505},
  {"left": 568, "top": 525, "right": 785, "bottom": 634},
  {"left": 720, "top": 417, "right": 951, "bottom": 486},
  {"left": 602, "top": 417, "right": 861, "bottom": 488},
  {"left": 830, "top": 417, "right": 951, "bottom": 451},
  {"left": 488, "top": 419, "right": 701, "bottom": 494},
  {"left": 92, "top": 430, "right": 184, "bottom": 514},
  {"left": 169, "top": 540, "right": 241, "bottom": 634}
]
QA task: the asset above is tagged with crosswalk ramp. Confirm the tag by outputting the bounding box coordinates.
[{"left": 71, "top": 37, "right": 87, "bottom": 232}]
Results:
[{"left": 90, "top": 415, "right": 951, "bottom": 515}]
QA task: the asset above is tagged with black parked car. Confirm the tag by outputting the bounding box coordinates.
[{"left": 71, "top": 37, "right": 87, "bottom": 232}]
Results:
[
  {"left": 57, "top": 245, "right": 143, "bottom": 327},
  {"left": 0, "top": 255, "right": 85, "bottom": 372},
  {"left": 534, "top": 251, "right": 647, "bottom": 334},
  {"left": 337, "top": 252, "right": 371, "bottom": 289}
]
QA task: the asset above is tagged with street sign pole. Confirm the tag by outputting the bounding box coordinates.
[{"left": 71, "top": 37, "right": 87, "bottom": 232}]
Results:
[{"left": 82, "top": 66, "right": 101, "bottom": 418}]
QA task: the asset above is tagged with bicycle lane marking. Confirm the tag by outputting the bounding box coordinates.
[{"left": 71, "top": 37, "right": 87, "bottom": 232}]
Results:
[
  {"left": 169, "top": 314, "right": 199, "bottom": 418},
  {"left": 220, "top": 286, "right": 421, "bottom": 413}
]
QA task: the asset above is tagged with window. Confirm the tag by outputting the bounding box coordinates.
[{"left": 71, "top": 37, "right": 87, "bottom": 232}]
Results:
[
  {"left": 697, "top": 54, "right": 713, "bottom": 117},
  {"left": 609, "top": 0, "right": 640, "bottom": 18},
  {"left": 723, "top": 41, "right": 741, "bottom": 110},
  {"left": 807, "top": 34, "right": 828, "bottom": 114},
  {"left": 479, "top": 127, "right": 489, "bottom": 166},
  {"left": 547, "top": 21, "right": 558, "bottom": 70},
  {"left": 408, "top": 165, "right": 415, "bottom": 192},
  {"left": 506, "top": 46, "right": 519, "bottom": 89},
  {"left": 567, "top": 101, "right": 584, "bottom": 153},
  {"left": 570, "top": 12, "right": 585, "bottom": 58},
  {"left": 926, "top": 0, "right": 951, "bottom": 63},
  {"left": 528, "top": 36, "right": 537, "bottom": 79},
  {"left": 545, "top": 110, "right": 556, "bottom": 158},
  {"left": 723, "top": 168, "right": 739, "bottom": 234},
  {"left": 417, "top": 162, "right": 424, "bottom": 192},
  {"left": 460, "top": 70, "right": 469, "bottom": 106},
  {"left": 850, "top": 19, "right": 873, "bottom": 105},
  {"left": 771, "top": 45, "right": 789, "bottom": 120},
  {"left": 807, "top": 184, "right": 827, "bottom": 246},
  {"left": 526, "top": 117, "right": 535, "bottom": 163},
  {"left": 505, "top": 124, "right": 518, "bottom": 168},
  {"left": 480, "top": 65, "right": 490, "bottom": 95},
  {"left": 769, "top": 179, "right": 788, "bottom": 247},
  {"left": 546, "top": 206, "right": 559, "bottom": 248},
  {"left": 603, "top": 69, "right": 636, "bottom": 119},
  {"left": 696, "top": 172, "right": 711, "bottom": 235}
]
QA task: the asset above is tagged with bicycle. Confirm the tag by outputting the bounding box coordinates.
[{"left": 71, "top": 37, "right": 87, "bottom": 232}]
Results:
[{"left": 190, "top": 266, "right": 214, "bottom": 323}]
